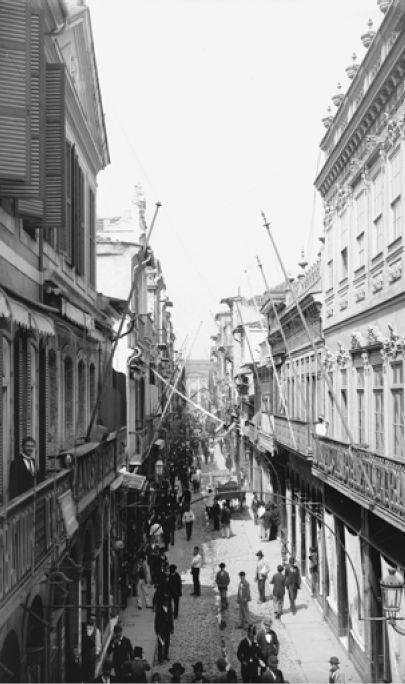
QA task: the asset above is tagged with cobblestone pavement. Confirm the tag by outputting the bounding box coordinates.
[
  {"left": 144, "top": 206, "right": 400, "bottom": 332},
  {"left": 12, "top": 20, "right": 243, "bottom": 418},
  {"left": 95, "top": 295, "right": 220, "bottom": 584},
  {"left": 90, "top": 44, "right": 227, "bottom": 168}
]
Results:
[{"left": 151, "top": 447, "right": 304, "bottom": 683}]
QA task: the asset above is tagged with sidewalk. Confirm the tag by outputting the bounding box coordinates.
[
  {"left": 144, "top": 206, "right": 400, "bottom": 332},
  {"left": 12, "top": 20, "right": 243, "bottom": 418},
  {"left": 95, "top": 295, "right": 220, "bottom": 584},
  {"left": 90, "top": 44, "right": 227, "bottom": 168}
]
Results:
[{"left": 118, "top": 593, "right": 157, "bottom": 671}]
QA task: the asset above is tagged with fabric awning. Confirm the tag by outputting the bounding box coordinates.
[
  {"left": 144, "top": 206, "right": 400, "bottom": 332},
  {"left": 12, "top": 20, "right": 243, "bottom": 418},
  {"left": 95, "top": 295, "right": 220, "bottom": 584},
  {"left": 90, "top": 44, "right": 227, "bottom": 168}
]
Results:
[
  {"left": 30, "top": 312, "right": 55, "bottom": 336},
  {"left": 8, "top": 300, "right": 31, "bottom": 329},
  {"left": 61, "top": 299, "right": 94, "bottom": 331},
  {"left": 0, "top": 290, "right": 10, "bottom": 318}
]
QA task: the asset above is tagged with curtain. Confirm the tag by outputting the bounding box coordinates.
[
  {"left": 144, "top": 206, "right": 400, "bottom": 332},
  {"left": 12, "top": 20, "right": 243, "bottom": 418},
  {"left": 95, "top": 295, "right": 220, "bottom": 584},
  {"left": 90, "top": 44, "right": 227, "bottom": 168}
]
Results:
[
  {"left": 344, "top": 526, "right": 365, "bottom": 650},
  {"left": 324, "top": 510, "right": 338, "bottom": 613}
]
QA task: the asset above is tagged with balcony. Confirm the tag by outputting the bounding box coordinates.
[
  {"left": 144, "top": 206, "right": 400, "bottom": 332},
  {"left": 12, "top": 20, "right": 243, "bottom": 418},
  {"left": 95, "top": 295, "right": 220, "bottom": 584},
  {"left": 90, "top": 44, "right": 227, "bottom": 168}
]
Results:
[
  {"left": 0, "top": 469, "right": 71, "bottom": 612},
  {"left": 273, "top": 414, "right": 314, "bottom": 457},
  {"left": 313, "top": 438, "right": 405, "bottom": 525}
]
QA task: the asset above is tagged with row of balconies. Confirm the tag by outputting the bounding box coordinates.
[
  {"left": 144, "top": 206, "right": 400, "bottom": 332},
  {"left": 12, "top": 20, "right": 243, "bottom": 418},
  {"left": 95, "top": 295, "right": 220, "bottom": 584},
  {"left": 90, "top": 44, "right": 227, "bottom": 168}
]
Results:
[
  {"left": 273, "top": 414, "right": 405, "bottom": 524},
  {"left": 0, "top": 428, "right": 127, "bottom": 610}
]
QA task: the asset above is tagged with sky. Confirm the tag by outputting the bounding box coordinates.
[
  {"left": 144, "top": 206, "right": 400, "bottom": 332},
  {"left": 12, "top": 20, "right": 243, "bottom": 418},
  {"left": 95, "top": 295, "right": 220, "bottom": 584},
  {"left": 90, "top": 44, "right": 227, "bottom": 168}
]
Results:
[{"left": 88, "top": 0, "right": 384, "bottom": 359}]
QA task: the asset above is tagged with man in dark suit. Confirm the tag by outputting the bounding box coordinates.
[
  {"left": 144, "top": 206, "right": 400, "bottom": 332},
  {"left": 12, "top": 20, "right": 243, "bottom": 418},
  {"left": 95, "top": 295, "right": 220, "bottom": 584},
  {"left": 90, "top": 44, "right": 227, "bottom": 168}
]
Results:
[
  {"left": 107, "top": 624, "right": 133, "bottom": 682},
  {"left": 256, "top": 617, "right": 279, "bottom": 667},
  {"left": 236, "top": 624, "right": 265, "bottom": 683},
  {"left": 285, "top": 556, "right": 301, "bottom": 614},
  {"left": 93, "top": 660, "right": 116, "bottom": 683},
  {"left": 10, "top": 436, "right": 37, "bottom": 499},
  {"left": 168, "top": 564, "right": 182, "bottom": 619},
  {"left": 270, "top": 565, "right": 286, "bottom": 618}
]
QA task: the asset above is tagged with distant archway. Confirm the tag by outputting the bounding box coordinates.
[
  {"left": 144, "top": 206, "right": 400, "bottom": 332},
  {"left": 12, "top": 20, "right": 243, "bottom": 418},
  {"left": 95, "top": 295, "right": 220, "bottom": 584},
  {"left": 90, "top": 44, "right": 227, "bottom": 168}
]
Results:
[{"left": 0, "top": 630, "right": 20, "bottom": 683}]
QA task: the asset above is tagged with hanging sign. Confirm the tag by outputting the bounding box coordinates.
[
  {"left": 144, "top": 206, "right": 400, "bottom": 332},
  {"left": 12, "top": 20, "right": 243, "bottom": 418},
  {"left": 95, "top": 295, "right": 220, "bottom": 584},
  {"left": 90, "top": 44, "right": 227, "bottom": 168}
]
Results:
[{"left": 58, "top": 491, "right": 79, "bottom": 538}]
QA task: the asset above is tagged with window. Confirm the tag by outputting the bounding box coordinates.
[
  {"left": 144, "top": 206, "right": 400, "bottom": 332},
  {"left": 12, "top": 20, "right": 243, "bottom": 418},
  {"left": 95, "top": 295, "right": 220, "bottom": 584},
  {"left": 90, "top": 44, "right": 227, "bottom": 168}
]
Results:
[
  {"left": 392, "top": 362, "right": 404, "bottom": 458},
  {"left": 78, "top": 361, "right": 86, "bottom": 438},
  {"left": 373, "top": 366, "right": 384, "bottom": 452},
  {"left": 64, "top": 357, "right": 74, "bottom": 444},
  {"left": 327, "top": 228, "right": 333, "bottom": 289},
  {"left": 341, "top": 369, "right": 348, "bottom": 441},
  {"left": 390, "top": 148, "right": 402, "bottom": 241},
  {"left": 372, "top": 171, "right": 384, "bottom": 255},
  {"left": 340, "top": 211, "right": 348, "bottom": 279},
  {"left": 2, "top": 337, "right": 11, "bottom": 504},
  {"left": 61, "top": 141, "right": 86, "bottom": 274},
  {"left": 355, "top": 192, "right": 366, "bottom": 269},
  {"left": 357, "top": 368, "right": 365, "bottom": 444}
]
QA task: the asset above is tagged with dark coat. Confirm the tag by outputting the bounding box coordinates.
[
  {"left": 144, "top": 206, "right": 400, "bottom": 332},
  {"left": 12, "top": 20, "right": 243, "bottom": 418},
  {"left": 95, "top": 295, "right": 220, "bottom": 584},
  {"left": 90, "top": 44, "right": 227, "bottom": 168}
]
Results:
[
  {"left": 256, "top": 628, "right": 279, "bottom": 660},
  {"left": 93, "top": 675, "right": 117, "bottom": 683},
  {"left": 270, "top": 572, "right": 286, "bottom": 598},
  {"left": 168, "top": 571, "right": 182, "bottom": 598},
  {"left": 237, "top": 637, "right": 264, "bottom": 681},
  {"left": 154, "top": 604, "right": 174, "bottom": 638},
  {"left": 285, "top": 564, "right": 301, "bottom": 589},
  {"left": 107, "top": 636, "right": 133, "bottom": 673},
  {"left": 10, "top": 452, "right": 37, "bottom": 499}
]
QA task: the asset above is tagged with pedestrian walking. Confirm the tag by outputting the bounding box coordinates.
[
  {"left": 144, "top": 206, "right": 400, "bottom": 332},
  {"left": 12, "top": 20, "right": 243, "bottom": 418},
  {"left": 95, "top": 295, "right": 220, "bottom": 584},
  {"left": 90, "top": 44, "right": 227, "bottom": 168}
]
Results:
[
  {"left": 263, "top": 504, "right": 273, "bottom": 542},
  {"left": 182, "top": 505, "right": 195, "bottom": 541},
  {"left": 257, "top": 502, "right": 266, "bottom": 539},
  {"left": 255, "top": 550, "right": 270, "bottom": 603},
  {"left": 284, "top": 556, "right": 301, "bottom": 614},
  {"left": 216, "top": 562, "right": 230, "bottom": 610},
  {"left": 236, "top": 571, "right": 251, "bottom": 630},
  {"left": 309, "top": 546, "right": 318, "bottom": 597},
  {"left": 220, "top": 501, "right": 231, "bottom": 538},
  {"left": 168, "top": 563, "right": 182, "bottom": 619},
  {"left": 135, "top": 556, "right": 152, "bottom": 609},
  {"left": 256, "top": 617, "right": 279, "bottom": 666},
  {"left": 251, "top": 493, "right": 259, "bottom": 525},
  {"left": 280, "top": 529, "right": 289, "bottom": 567},
  {"left": 205, "top": 487, "right": 214, "bottom": 519},
  {"left": 191, "top": 546, "right": 202, "bottom": 596},
  {"left": 155, "top": 596, "right": 174, "bottom": 663},
  {"left": 328, "top": 657, "right": 345, "bottom": 683},
  {"left": 269, "top": 504, "right": 280, "bottom": 541},
  {"left": 236, "top": 624, "right": 265, "bottom": 683},
  {"left": 93, "top": 660, "right": 116, "bottom": 683},
  {"left": 191, "top": 662, "right": 210, "bottom": 683},
  {"left": 66, "top": 646, "right": 83, "bottom": 684},
  {"left": 127, "top": 646, "right": 151, "bottom": 683},
  {"left": 107, "top": 624, "right": 133, "bottom": 683},
  {"left": 169, "top": 662, "right": 186, "bottom": 683},
  {"left": 270, "top": 565, "right": 286, "bottom": 619},
  {"left": 212, "top": 497, "right": 221, "bottom": 531}
]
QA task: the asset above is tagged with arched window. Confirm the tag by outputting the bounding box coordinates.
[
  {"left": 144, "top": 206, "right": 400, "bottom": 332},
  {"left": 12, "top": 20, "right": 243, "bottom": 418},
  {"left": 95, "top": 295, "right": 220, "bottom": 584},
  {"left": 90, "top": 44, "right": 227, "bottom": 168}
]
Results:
[
  {"left": 48, "top": 350, "right": 58, "bottom": 454},
  {"left": 78, "top": 360, "right": 86, "bottom": 438},
  {"left": 64, "top": 357, "right": 74, "bottom": 445},
  {"left": 89, "top": 363, "right": 96, "bottom": 413}
]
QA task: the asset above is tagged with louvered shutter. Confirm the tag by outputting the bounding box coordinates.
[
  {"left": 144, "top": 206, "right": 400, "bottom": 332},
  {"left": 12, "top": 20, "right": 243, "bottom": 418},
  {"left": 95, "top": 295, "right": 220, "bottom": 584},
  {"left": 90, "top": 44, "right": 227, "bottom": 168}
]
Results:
[
  {"left": 38, "top": 343, "right": 48, "bottom": 480},
  {"left": 14, "top": 334, "right": 24, "bottom": 456},
  {"left": 72, "top": 152, "right": 80, "bottom": 270},
  {"left": 89, "top": 188, "right": 96, "bottom": 286},
  {"left": 26, "top": 338, "right": 32, "bottom": 438},
  {"left": 44, "top": 63, "right": 66, "bottom": 228},
  {"left": 1, "top": 0, "right": 45, "bottom": 213},
  {"left": 0, "top": 333, "right": 3, "bottom": 507},
  {"left": 0, "top": 0, "right": 30, "bottom": 182},
  {"left": 78, "top": 167, "right": 85, "bottom": 276}
]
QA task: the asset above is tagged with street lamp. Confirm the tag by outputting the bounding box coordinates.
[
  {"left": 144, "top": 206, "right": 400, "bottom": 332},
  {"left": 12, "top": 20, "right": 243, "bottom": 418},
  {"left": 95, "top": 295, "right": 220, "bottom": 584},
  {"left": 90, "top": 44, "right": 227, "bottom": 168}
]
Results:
[{"left": 380, "top": 568, "right": 405, "bottom": 635}]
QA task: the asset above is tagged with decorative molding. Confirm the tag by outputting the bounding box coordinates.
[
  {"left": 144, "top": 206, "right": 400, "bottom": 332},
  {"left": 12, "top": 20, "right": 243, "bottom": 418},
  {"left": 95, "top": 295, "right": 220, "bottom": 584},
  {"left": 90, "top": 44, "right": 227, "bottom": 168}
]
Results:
[
  {"left": 361, "top": 351, "right": 370, "bottom": 374},
  {"left": 371, "top": 270, "right": 384, "bottom": 293},
  {"left": 388, "top": 259, "right": 402, "bottom": 283},
  {"left": 339, "top": 293, "right": 348, "bottom": 310},
  {"left": 323, "top": 347, "right": 335, "bottom": 371},
  {"left": 367, "top": 325, "right": 384, "bottom": 345},
  {"left": 336, "top": 341, "right": 350, "bottom": 368},
  {"left": 381, "top": 323, "right": 405, "bottom": 363},
  {"left": 350, "top": 331, "right": 366, "bottom": 349},
  {"left": 354, "top": 284, "right": 366, "bottom": 302},
  {"left": 325, "top": 303, "right": 334, "bottom": 318}
]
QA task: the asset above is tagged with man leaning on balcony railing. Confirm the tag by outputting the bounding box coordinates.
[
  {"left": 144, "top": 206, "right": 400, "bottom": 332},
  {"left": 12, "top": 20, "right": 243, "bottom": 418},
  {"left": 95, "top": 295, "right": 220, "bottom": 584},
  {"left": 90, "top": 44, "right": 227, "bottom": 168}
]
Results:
[{"left": 10, "top": 436, "right": 38, "bottom": 499}]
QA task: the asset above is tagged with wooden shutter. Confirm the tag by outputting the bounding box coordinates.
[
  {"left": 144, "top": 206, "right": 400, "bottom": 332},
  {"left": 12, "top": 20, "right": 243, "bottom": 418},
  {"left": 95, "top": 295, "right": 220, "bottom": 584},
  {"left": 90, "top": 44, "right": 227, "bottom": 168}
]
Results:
[
  {"left": 38, "top": 343, "right": 47, "bottom": 480},
  {"left": 44, "top": 63, "right": 66, "bottom": 228},
  {"left": 0, "top": 0, "right": 30, "bottom": 182},
  {"left": 59, "top": 140, "right": 71, "bottom": 257},
  {"left": 26, "top": 339, "right": 32, "bottom": 437},
  {"left": 79, "top": 168, "right": 85, "bottom": 276},
  {"left": 89, "top": 188, "right": 96, "bottom": 286},
  {"left": 1, "top": 0, "right": 45, "bottom": 213},
  {"left": 14, "top": 334, "right": 25, "bottom": 456},
  {"left": 0, "top": 333, "right": 3, "bottom": 507},
  {"left": 72, "top": 152, "right": 80, "bottom": 270}
]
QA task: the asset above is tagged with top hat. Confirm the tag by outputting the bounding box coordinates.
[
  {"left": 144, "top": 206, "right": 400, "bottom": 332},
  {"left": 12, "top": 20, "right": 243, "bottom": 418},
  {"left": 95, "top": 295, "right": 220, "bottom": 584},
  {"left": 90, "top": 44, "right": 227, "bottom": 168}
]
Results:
[{"left": 133, "top": 647, "right": 143, "bottom": 659}]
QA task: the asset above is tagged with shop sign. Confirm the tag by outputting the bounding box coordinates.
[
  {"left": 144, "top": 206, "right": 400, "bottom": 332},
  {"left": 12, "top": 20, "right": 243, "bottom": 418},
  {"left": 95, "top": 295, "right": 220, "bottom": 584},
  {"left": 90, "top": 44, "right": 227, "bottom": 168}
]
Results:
[{"left": 122, "top": 472, "right": 146, "bottom": 491}]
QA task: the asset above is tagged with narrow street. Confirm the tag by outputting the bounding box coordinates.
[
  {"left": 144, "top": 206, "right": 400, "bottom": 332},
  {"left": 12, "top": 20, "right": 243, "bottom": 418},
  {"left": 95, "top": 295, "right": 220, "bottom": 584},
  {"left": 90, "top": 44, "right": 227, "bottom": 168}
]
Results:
[{"left": 148, "top": 444, "right": 363, "bottom": 683}]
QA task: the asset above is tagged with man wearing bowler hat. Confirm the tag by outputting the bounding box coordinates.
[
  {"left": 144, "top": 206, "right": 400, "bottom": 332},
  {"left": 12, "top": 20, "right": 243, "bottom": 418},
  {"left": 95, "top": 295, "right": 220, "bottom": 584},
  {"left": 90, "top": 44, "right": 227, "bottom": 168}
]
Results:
[
  {"left": 236, "top": 571, "right": 251, "bottom": 630},
  {"left": 284, "top": 556, "right": 301, "bottom": 614},
  {"left": 216, "top": 562, "right": 230, "bottom": 610},
  {"left": 328, "top": 656, "right": 345, "bottom": 683},
  {"left": 169, "top": 662, "right": 186, "bottom": 683},
  {"left": 255, "top": 550, "right": 270, "bottom": 603},
  {"left": 191, "top": 662, "right": 210, "bottom": 683}
]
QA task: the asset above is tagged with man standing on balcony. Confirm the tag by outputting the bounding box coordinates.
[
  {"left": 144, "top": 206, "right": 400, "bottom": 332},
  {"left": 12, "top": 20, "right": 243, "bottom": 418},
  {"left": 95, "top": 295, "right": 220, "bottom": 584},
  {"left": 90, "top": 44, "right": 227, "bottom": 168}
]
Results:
[{"left": 10, "top": 436, "right": 38, "bottom": 499}]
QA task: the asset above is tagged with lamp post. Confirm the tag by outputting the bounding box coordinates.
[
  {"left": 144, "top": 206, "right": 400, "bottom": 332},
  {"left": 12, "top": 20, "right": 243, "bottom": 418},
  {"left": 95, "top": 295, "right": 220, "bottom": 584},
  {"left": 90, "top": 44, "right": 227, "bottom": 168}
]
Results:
[
  {"left": 380, "top": 568, "right": 405, "bottom": 635},
  {"left": 154, "top": 458, "right": 164, "bottom": 484}
]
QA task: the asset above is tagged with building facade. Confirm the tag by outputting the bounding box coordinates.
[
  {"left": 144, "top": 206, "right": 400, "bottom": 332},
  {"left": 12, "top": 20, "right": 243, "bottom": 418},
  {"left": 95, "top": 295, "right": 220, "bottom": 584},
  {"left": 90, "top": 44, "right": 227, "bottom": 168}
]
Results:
[{"left": 0, "top": 1, "right": 126, "bottom": 680}]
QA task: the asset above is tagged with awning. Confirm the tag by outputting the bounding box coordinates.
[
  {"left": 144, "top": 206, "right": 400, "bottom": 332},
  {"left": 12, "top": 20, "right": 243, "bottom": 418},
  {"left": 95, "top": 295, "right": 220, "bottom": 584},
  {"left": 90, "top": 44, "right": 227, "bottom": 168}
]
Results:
[
  {"left": 61, "top": 299, "right": 94, "bottom": 331},
  {"left": 129, "top": 454, "right": 142, "bottom": 467},
  {"left": 0, "top": 289, "right": 10, "bottom": 318},
  {"left": 8, "top": 299, "right": 31, "bottom": 329},
  {"left": 154, "top": 439, "right": 165, "bottom": 449},
  {"left": 30, "top": 311, "right": 55, "bottom": 337}
]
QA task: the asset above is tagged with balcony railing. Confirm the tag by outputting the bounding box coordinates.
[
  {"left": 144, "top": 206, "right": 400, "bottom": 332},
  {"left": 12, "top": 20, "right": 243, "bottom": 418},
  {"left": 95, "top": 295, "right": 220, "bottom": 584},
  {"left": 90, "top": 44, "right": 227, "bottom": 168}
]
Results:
[
  {"left": 313, "top": 438, "right": 405, "bottom": 522},
  {"left": 273, "top": 414, "right": 314, "bottom": 456},
  {"left": 0, "top": 469, "right": 71, "bottom": 607}
]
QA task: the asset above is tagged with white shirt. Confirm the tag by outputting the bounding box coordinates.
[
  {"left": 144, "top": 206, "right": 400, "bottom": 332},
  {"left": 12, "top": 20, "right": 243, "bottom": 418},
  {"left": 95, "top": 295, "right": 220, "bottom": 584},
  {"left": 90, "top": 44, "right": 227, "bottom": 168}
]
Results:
[
  {"left": 182, "top": 510, "right": 195, "bottom": 524},
  {"left": 191, "top": 553, "right": 202, "bottom": 569},
  {"left": 22, "top": 453, "right": 36, "bottom": 476}
]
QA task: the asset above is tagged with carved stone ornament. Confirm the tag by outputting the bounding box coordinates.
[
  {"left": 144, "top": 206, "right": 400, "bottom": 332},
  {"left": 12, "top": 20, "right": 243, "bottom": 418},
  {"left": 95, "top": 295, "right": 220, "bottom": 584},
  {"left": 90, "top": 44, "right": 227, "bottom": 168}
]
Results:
[
  {"left": 336, "top": 341, "right": 350, "bottom": 368},
  {"left": 355, "top": 284, "right": 366, "bottom": 302},
  {"left": 388, "top": 259, "right": 402, "bottom": 283},
  {"left": 361, "top": 351, "right": 370, "bottom": 373},
  {"left": 339, "top": 294, "right": 348, "bottom": 311},
  {"left": 326, "top": 303, "right": 334, "bottom": 318},
  {"left": 323, "top": 347, "right": 335, "bottom": 371},
  {"left": 351, "top": 331, "right": 366, "bottom": 349},
  {"left": 367, "top": 325, "right": 384, "bottom": 345},
  {"left": 381, "top": 323, "right": 405, "bottom": 363},
  {"left": 371, "top": 271, "right": 384, "bottom": 293}
]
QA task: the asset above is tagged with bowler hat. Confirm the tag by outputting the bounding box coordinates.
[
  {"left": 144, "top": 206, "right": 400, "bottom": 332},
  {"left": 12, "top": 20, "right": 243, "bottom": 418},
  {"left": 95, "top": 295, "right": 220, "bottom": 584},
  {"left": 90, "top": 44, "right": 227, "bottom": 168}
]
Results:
[
  {"left": 256, "top": 550, "right": 263, "bottom": 557},
  {"left": 113, "top": 624, "right": 122, "bottom": 634},
  {"left": 216, "top": 658, "right": 227, "bottom": 670},
  {"left": 169, "top": 564, "right": 177, "bottom": 572},
  {"left": 268, "top": 656, "right": 279, "bottom": 666},
  {"left": 169, "top": 662, "right": 185, "bottom": 675},
  {"left": 219, "top": 562, "right": 226, "bottom": 568},
  {"left": 193, "top": 662, "right": 205, "bottom": 672},
  {"left": 329, "top": 657, "right": 340, "bottom": 665},
  {"left": 238, "top": 571, "right": 246, "bottom": 576}
]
